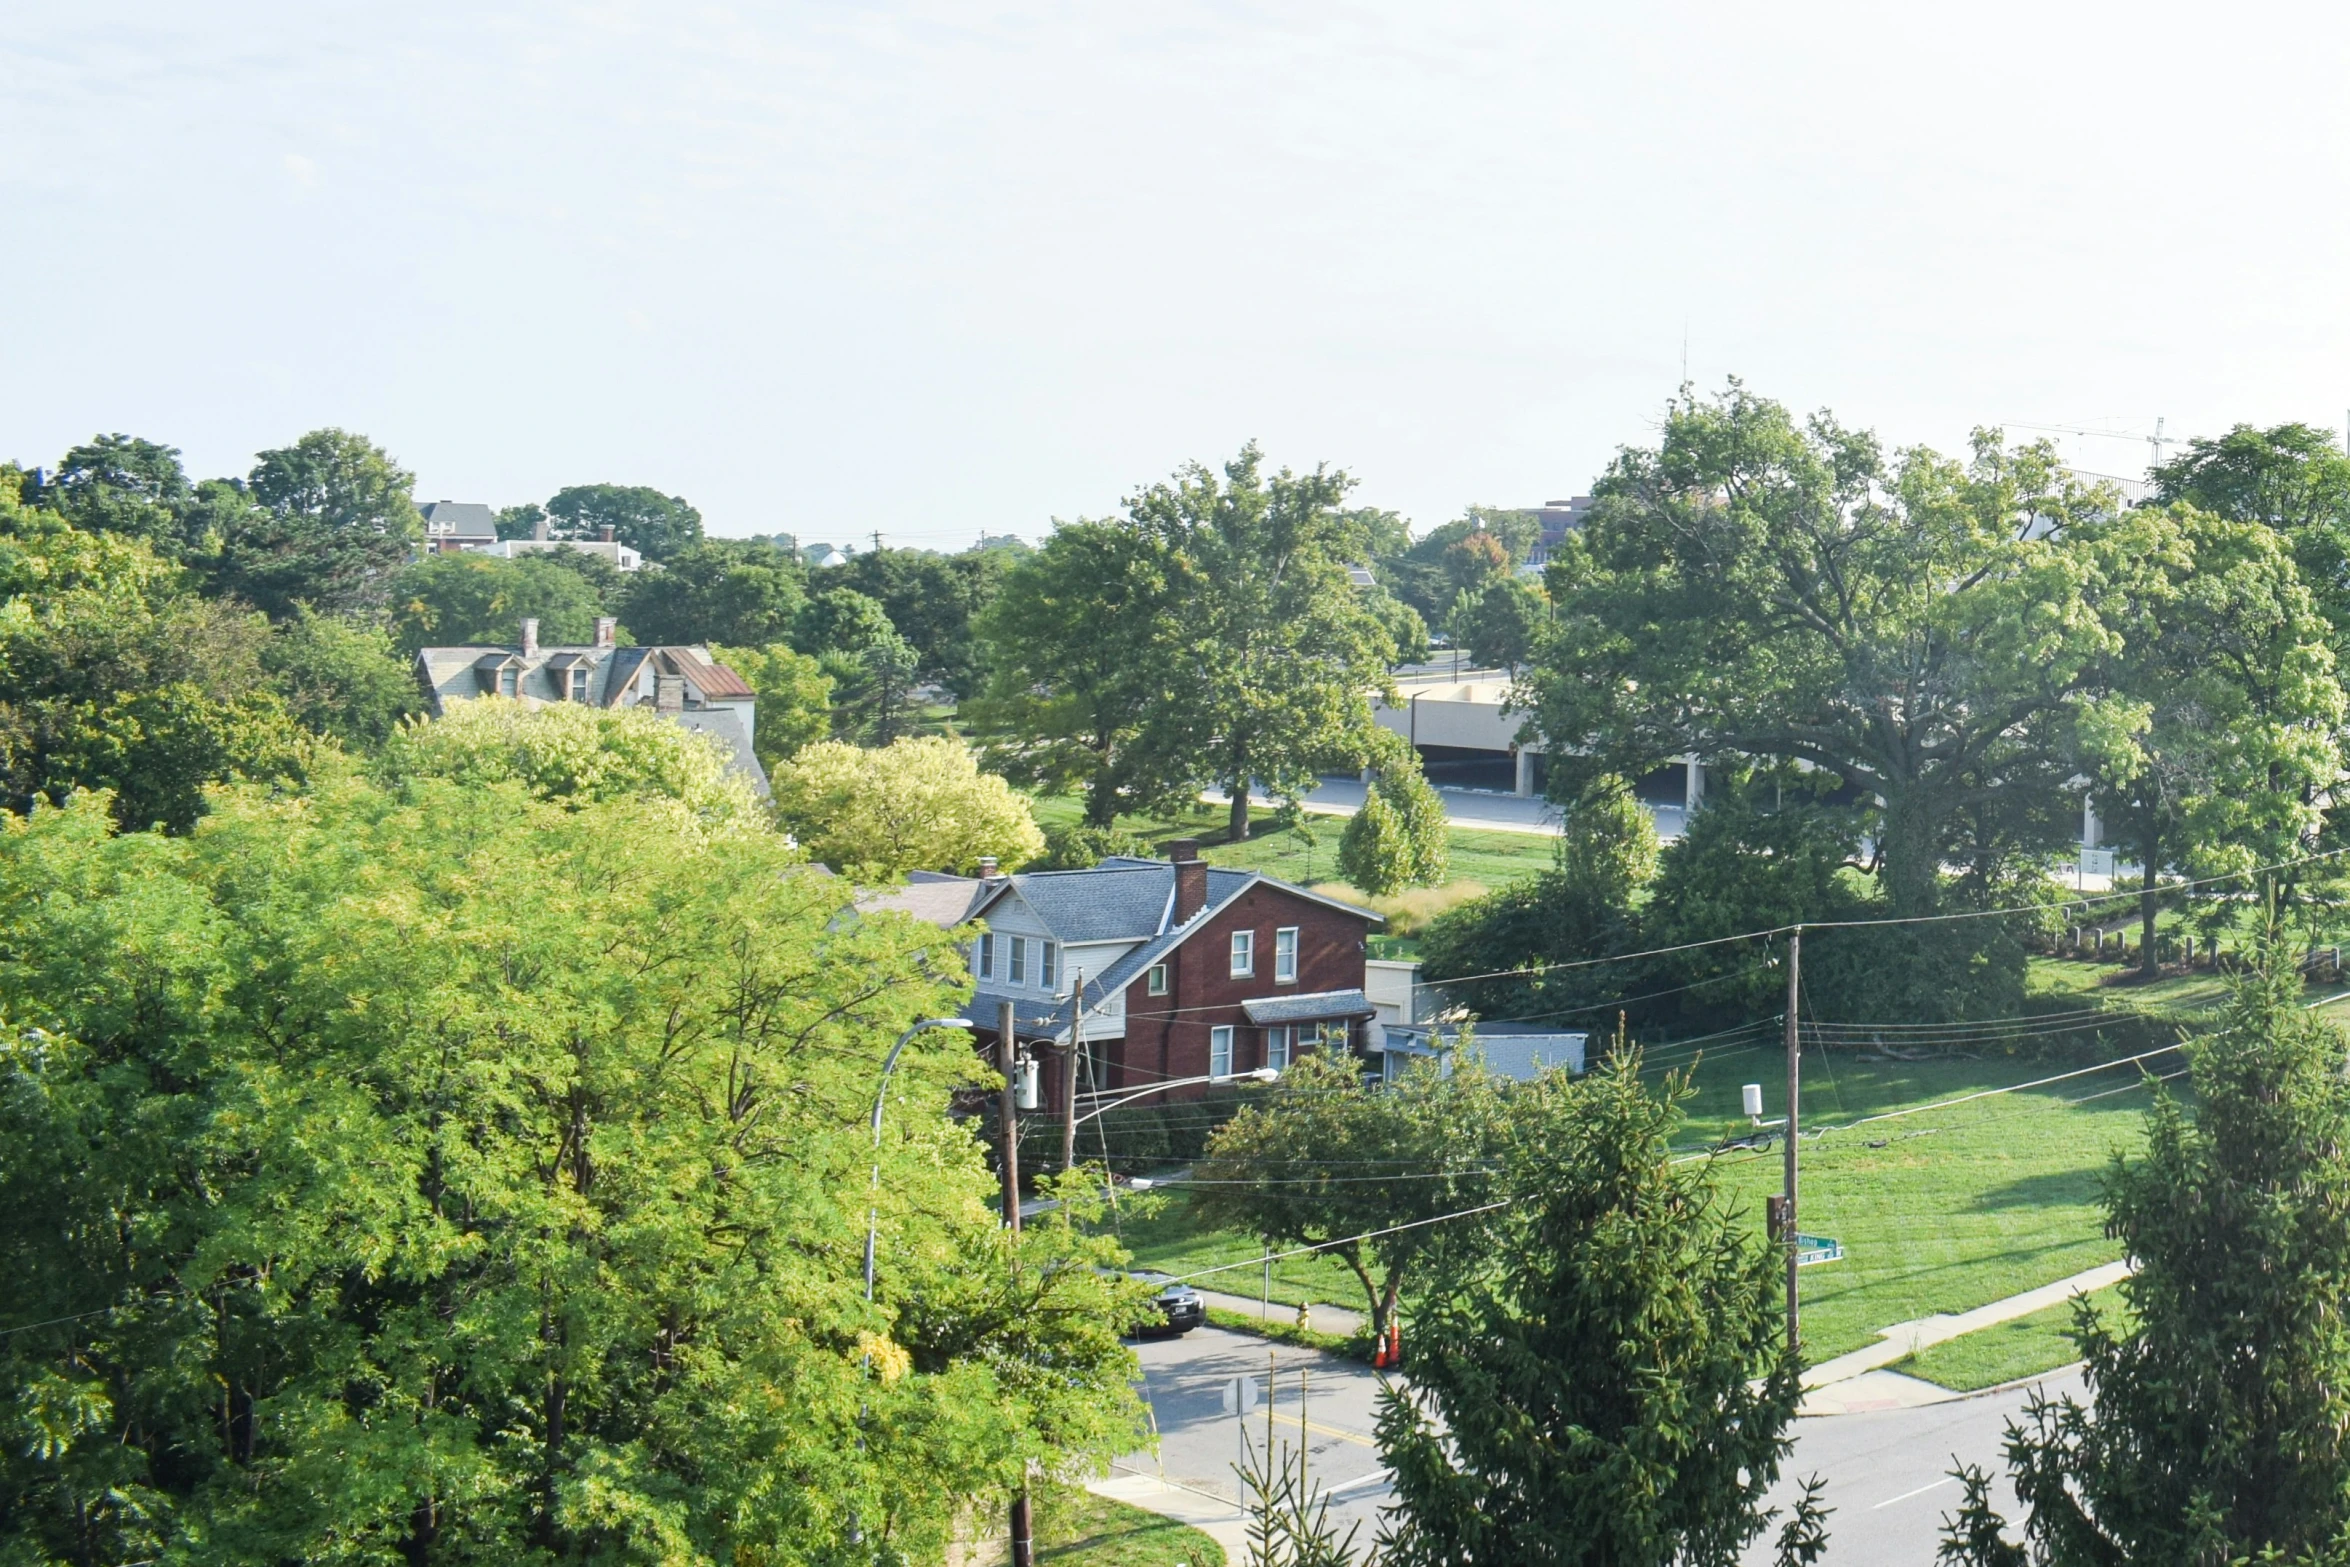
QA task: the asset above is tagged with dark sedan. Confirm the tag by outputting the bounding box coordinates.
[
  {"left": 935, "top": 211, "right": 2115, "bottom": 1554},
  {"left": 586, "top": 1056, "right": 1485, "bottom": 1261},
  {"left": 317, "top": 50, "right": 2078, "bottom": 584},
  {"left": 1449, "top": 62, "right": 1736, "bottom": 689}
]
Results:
[{"left": 1128, "top": 1270, "right": 1205, "bottom": 1336}]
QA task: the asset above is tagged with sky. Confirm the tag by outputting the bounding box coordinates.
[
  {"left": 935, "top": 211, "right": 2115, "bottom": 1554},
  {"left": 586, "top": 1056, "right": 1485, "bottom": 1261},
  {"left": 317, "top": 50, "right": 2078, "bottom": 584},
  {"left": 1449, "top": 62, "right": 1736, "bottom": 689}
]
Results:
[{"left": 6, "top": 2, "right": 2350, "bottom": 550}]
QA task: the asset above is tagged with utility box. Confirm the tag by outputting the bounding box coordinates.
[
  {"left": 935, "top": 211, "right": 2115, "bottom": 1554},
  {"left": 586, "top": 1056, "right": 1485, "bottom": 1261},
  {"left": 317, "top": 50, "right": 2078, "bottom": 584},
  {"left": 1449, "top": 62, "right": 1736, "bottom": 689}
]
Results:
[{"left": 1015, "top": 1057, "right": 1041, "bottom": 1111}]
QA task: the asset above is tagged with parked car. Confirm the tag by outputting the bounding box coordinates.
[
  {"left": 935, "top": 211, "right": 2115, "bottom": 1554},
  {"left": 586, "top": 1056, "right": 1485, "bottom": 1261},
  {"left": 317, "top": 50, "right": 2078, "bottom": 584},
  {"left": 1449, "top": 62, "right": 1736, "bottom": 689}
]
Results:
[{"left": 1127, "top": 1270, "right": 1205, "bottom": 1336}]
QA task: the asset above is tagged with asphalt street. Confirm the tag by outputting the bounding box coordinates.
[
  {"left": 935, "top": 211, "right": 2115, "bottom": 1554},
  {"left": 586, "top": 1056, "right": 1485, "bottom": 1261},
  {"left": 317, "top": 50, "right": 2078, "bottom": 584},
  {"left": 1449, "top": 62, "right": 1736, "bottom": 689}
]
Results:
[{"left": 1118, "top": 1323, "right": 2079, "bottom": 1563}]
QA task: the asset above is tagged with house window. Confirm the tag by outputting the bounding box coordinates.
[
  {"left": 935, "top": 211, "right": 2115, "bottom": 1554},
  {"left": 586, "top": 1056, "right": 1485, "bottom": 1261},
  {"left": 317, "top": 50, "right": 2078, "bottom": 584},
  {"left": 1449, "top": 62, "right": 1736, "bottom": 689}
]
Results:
[
  {"left": 978, "top": 933, "right": 995, "bottom": 981},
  {"left": 1265, "top": 1025, "right": 1291, "bottom": 1071},
  {"left": 1210, "top": 1025, "right": 1234, "bottom": 1079},
  {"left": 1146, "top": 963, "right": 1168, "bottom": 997},
  {"left": 1274, "top": 927, "right": 1298, "bottom": 984},
  {"left": 1230, "top": 930, "right": 1254, "bottom": 978},
  {"left": 1010, "top": 936, "right": 1028, "bottom": 986},
  {"left": 568, "top": 666, "right": 590, "bottom": 702},
  {"left": 498, "top": 667, "right": 519, "bottom": 697},
  {"left": 1041, "top": 941, "right": 1059, "bottom": 992},
  {"left": 1295, "top": 1021, "right": 1322, "bottom": 1053}
]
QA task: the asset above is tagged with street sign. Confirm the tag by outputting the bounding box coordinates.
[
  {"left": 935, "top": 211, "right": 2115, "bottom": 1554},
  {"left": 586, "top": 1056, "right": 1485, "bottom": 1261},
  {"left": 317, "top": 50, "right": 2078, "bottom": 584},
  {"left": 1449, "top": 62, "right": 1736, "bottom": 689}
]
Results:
[
  {"left": 1795, "top": 1233, "right": 1843, "bottom": 1267},
  {"left": 1220, "top": 1375, "right": 1262, "bottom": 1416}
]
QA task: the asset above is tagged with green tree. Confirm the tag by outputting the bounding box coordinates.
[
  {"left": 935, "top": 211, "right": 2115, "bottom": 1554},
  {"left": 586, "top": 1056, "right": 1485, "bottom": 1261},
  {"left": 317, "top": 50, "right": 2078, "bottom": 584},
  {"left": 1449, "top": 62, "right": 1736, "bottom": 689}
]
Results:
[
  {"left": 769, "top": 736, "right": 1046, "bottom": 878},
  {"left": 495, "top": 501, "right": 547, "bottom": 539},
  {"left": 969, "top": 520, "right": 1173, "bottom": 827},
  {"left": 1193, "top": 1050, "right": 1506, "bottom": 1344},
  {"left": 1336, "top": 786, "right": 1410, "bottom": 896},
  {"left": 836, "top": 630, "right": 926, "bottom": 746},
  {"left": 794, "top": 585, "right": 897, "bottom": 657},
  {"left": 2151, "top": 422, "right": 2350, "bottom": 660},
  {"left": 210, "top": 428, "right": 424, "bottom": 616},
  {"left": 378, "top": 699, "right": 762, "bottom": 827},
  {"left": 1941, "top": 945, "right": 2350, "bottom": 1565},
  {"left": 1127, "top": 444, "right": 1399, "bottom": 840},
  {"left": 2075, "top": 505, "right": 2344, "bottom": 973},
  {"left": 545, "top": 482, "right": 703, "bottom": 560},
  {"left": 0, "top": 779, "right": 1146, "bottom": 1565},
  {"left": 1376, "top": 1053, "right": 1809, "bottom": 1567},
  {"left": 836, "top": 546, "right": 1015, "bottom": 701},
  {"left": 1453, "top": 574, "right": 1547, "bottom": 670},
  {"left": 619, "top": 538, "right": 807, "bottom": 647},
  {"left": 1418, "top": 776, "right": 1656, "bottom": 1020},
  {"left": 385, "top": 551, "right": 615, "bottom": 650},
  {"left": 260, "top": 608, "right": 422, "bottom": 751},
  {"left": 36, "top": 433, "right": 201, "bottom": 556},
  {"left": 1528, "top": 385, "right": 2121, "bottom": 919},
  {"left": 709, "top": 641, "right": 835, "bottom": 772},
  {"left": 0, "top": 482, "right": 309, "bottom": 832},
  {"left": 1377, "top": 507, "right": 1541, "bottom": 623}
]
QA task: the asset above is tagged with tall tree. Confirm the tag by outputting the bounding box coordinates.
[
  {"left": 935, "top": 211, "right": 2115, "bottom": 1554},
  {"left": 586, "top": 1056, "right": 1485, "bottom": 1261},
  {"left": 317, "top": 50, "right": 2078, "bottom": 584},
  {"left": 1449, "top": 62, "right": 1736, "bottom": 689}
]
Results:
[
  {"left": 545, "top": 482, "right": 703, "bottom": 560},
  {"left": 1128, "top": 444, "right": 1399, "bottom": 840},
  {"left": 768, "top": 736, "right": 1045, "bottom": 877},
  {"left": 36, "top": 433, "right": 199, "bottom": 556},
  {"left": 385, "top": 551, "right": 616, "bottom": 650},
  {"left": 0, "top": 777, "right": 1143, "bottom": 1564},
  {"left": 2150, "top": 422, "right": 2350, "bottom": 658},
  {"left": 0, "top": 477, "right": 308, "bottom": 832},
  {"left": 209, "top": 428, "right": 424, "bottom": 616},
  {"left": 2075, "top": 505, "right": 2344, "bottom": 973},
  {"left": 1528, "top": 385, "right": 2124, "bottom": 918},
  {"left": 969, "top": 520, "right": 1173, "bottom": 826},
  {"left": 1942, "top": 942, "right": 2350, "bottom": 1565},
  {"left": 259, "top": 608, "right": 422, "bottom": 751},
  {"left": 793, "top": 585, "right": 897, "bottom": 658},
  {"left": 1193, "top": 1050, "right": 1507, "bottom": 1345},
  {"left": 1377, "top": 1052, "right": 1811, "bottom": 1567},
  {"left": 709, "top": 641, "right": 835, "bottom": 772},
  {"left": 619, "top": 538, "right": 806, "bottom": 647},
  {"left": 836, "top": 546, "right": 1015, "bottom": 700}
]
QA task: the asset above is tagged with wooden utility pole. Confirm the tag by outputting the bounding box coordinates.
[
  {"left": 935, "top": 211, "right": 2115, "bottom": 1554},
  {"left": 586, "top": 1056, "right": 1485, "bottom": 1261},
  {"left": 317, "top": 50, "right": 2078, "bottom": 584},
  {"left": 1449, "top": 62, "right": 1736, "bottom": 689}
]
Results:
[
  {"left": 1061, "top": 973, "right": 1084, "bottom": 1176},
  {"left": 1783, "top": 927, "right": 1802, "bottom": 1356},
  {"left": 996, "top": 1000, "right": 1032, "bottom": 1567}
]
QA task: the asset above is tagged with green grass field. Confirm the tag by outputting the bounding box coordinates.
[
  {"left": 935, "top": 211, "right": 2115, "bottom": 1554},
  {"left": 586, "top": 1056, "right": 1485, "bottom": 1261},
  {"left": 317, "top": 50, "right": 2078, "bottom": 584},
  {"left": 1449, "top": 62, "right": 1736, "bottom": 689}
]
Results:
[
  {"left": 1104, "top": 1189, "right": 1374, "bottom": 1315},
  {"left": 1030, "top": 1481, "right": 1225, "bottom": 1567},
  {"left": 1893, "top": 1283, "right": 2128, "bottom": 1392}
]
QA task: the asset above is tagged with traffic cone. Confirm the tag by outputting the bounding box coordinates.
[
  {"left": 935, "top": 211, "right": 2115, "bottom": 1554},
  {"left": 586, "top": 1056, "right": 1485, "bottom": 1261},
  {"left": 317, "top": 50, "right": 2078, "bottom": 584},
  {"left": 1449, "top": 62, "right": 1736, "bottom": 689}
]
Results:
[{"left": 1386, "top": 1320, "right": 1402, "bottom": 1368}]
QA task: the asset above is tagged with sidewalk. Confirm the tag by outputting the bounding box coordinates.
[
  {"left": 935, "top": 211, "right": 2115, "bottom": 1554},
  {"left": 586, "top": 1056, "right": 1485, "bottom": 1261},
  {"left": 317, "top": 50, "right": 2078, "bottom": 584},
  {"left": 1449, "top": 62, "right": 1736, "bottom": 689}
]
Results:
[
  {"left": 1207, "top": 779, "right": 1689, "bottom": 840},
  {"left": 1194, "top": 1286, "right": 1366, "bottom": 1338},
  {"left": 1798, "top": 1259, "right": 2132, "bottom": 1415}
]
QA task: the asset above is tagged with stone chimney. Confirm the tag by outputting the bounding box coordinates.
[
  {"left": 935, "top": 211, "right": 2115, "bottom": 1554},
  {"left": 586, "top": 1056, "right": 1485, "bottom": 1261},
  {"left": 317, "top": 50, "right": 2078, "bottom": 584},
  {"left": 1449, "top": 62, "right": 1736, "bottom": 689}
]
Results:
[
  {"left": 599, "top": 524, "right": 615, "bottom": 542},
  {"left": 654, "top": 674, "right": 685, "bottom": 712},
  {"left": 520, "top": 618, "right": 540, "bottom": 658},
  {"left": 1170, "top": 838, "right": 1207, "bottom": 924},
  {"left": 977, "top": 856, "right": 1001, "bottom": 880},
  {"left": 533, "top": 515, "right": 551, "bottom": 541},
  {"left": 594, "top": 616, "right": 616, "bottom": 649}
]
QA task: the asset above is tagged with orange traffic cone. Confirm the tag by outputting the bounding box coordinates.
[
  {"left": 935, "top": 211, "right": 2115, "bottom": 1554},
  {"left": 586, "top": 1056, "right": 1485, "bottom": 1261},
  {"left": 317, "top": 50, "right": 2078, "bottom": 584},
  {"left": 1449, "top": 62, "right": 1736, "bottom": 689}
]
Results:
[{"left": 1386, "top": 1320, "right": 1402, "bottom": 1368}]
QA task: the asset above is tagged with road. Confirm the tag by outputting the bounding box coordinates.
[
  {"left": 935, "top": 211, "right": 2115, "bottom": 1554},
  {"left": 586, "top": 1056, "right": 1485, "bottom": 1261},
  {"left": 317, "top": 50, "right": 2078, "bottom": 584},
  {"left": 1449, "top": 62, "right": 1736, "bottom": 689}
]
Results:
[{"left": 1115, "top": 1323, "right": 2075, "bottom": 1563}]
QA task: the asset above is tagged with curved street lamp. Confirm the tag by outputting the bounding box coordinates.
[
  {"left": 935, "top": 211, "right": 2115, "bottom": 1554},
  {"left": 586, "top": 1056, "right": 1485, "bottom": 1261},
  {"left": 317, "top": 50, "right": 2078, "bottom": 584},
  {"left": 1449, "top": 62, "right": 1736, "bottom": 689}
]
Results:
[{"left": 865, "top": 1016, "right": 976, "bottom": 1303}]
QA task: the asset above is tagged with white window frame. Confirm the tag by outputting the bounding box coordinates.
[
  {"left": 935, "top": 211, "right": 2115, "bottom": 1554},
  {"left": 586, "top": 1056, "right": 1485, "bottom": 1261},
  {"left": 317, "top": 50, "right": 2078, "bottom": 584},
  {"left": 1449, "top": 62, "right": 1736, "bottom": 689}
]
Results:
[
  {"left": 1010, "top": 936, "right": 1027, "bottom": 986},
  {"left": 1146, "top": 963, "right": 1168, "bottom": 996},
  {"left": 978, "top": 933, "right": 995, "bottom": 980},
  {"left": 1210, "top": 1025, "right": 1234, "bottom": 1079},
  {"left": 1230, "top": 930, "right": 1254, "bottom": 978},
  {"left": 1041, "top": 941, "right": 1058, "bottom": 992},
  {"left": 1265, "top": 1025, "right": 1291, "bottom": 1071},
  {"left": 1274, "top": 927, "right": 1299, "bottom": 984}
]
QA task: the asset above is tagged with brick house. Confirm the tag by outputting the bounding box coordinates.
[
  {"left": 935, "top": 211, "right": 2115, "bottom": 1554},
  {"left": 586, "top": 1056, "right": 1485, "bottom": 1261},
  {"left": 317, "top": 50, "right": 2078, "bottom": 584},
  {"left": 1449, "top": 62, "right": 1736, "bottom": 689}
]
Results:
[{"left": 861, "top": 839, "right": 1384, "bottom": 1104}]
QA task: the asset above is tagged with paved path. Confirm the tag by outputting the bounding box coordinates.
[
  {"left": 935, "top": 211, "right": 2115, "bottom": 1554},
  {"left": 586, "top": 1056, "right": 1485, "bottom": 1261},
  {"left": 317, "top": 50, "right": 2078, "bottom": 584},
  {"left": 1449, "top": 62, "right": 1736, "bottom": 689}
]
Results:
[
  {"left": 1195, "top": 1286, "right": 1365, "bottom": 1338},
  {"left": 1799, "top": 1259, "right": 2129, "bottom": 1413},
  {"left": 1204, "top": 779, "right": 1693, "bottom": 840}
]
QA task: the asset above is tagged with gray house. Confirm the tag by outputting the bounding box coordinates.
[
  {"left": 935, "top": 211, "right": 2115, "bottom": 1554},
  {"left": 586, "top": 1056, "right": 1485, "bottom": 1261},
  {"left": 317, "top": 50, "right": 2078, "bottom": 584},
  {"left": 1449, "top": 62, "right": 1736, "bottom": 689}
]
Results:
[{"left": 414, "top": 617, "right": 767, "bottom": 792}]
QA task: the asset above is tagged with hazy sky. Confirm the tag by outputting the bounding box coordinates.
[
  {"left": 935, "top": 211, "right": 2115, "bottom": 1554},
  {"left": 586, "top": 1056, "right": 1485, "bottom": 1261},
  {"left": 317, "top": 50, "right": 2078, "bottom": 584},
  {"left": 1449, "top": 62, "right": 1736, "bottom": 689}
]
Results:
[{"left": 7, "top": 3, "right": 2349, "bottom": 548}]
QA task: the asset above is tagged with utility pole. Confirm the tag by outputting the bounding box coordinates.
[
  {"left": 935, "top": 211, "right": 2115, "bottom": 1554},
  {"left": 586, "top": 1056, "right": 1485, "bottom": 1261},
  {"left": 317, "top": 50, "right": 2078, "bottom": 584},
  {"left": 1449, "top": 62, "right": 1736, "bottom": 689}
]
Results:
[
  {"left": 996, "top": 1000, "right": 1033, "bottom": 1567},
  {"left": 1783, "top": 927, "right": 1802, "bottom": 1356},
  {"left": 1061, "top": 972, "right": 1083, "bottom": 1176}
]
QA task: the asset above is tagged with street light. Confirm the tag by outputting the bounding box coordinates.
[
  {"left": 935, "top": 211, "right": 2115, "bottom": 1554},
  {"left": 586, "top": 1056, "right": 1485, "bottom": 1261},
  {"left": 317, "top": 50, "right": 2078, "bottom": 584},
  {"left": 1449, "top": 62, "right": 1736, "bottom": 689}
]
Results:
[
  {"left": 865, "top": 1017, "right": 975, "bottom": 1303},
  {"left": 1071, "top": 1067, "right": 1280, "bottom": 1130}
]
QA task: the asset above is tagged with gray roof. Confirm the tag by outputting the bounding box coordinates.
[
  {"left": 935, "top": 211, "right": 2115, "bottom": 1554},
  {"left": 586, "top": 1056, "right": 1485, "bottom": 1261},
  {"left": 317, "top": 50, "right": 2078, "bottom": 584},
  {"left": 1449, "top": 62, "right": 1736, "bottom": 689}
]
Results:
[
  {"left": 859, "top": 877, "right": 989, "bottom": 927},
  {"left": 670, "top": 706, "right": 769, "bottom": 797},
  {"left": 419, "top": 500, "right": 499, "bottom": 538},
  {"left": 1241, "top": 989, "right": 1375, "bottom": 1025},
  {"left": 999, "top": 864, "right": 1178, "bottom": 941}
]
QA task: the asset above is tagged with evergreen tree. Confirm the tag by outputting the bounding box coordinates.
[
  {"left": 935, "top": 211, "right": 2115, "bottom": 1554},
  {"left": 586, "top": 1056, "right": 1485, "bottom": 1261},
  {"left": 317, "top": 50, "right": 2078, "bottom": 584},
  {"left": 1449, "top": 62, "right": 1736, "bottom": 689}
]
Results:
[
  {"left": 1377, "top": 1053, "right": 1812, "bottom": 1567},
  {"left": 1942, "top": 927, "right": 2350, "bottom": 1565}
]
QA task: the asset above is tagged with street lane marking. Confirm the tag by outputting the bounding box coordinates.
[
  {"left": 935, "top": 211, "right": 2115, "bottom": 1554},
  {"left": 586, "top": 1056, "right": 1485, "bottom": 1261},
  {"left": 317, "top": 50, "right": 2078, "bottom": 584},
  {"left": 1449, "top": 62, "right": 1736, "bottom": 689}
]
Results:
[{"left": 1872, "top": 1476, "right": 1959, "bottom": 1509}]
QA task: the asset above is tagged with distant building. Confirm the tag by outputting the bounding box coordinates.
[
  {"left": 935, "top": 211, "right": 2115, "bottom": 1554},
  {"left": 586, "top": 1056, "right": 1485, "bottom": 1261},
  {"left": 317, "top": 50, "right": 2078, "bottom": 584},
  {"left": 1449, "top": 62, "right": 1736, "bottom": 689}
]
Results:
[
  {"left": 413, "top": 617, "right": 765, "bottom": 791},
  {"left": 1524, "top": 495, "right": 1597, "bottom": 567},
  {"left": 419, "top": 500, "right": 499, "bottom": 552}
]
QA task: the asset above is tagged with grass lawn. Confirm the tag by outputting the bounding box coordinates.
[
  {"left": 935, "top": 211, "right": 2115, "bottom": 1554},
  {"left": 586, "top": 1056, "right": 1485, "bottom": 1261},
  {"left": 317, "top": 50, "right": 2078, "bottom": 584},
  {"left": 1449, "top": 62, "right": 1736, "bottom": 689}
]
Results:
[
  {"left": 1103, "top": 1190, "right": 1377, "bottom": 1315},
  {"left": 1893, "top": 1283, "right": 2128, "bottom": 1392},
  {"left": 1668, "top": 1048, "right": 2168, "bottom": 1360},
  {"left": 1029, "top": 1481, "right": 1225, "bottom": 1567}
]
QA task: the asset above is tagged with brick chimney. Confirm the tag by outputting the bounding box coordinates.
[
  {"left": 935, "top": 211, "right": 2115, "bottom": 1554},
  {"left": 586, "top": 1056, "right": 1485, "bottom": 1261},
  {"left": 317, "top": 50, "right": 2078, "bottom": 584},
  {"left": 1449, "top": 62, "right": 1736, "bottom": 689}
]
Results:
[
  {"left": 977, "top": 855, "right": 1001, "bottom": 880},
  {"left": 600, "top": 524, "right": 616, "bottom": 542},
  {"left": 594, "top": 616, "right": 616, "bottom": 648},
  {"left": 520, "top": 618, "right": 540, "bottom": 658},
  {"left": 533, "top": 515, "right": 551, "bottom": 541},
  {"left": 1170, "top": 838, "right": 1207, "bottom": 923}
]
